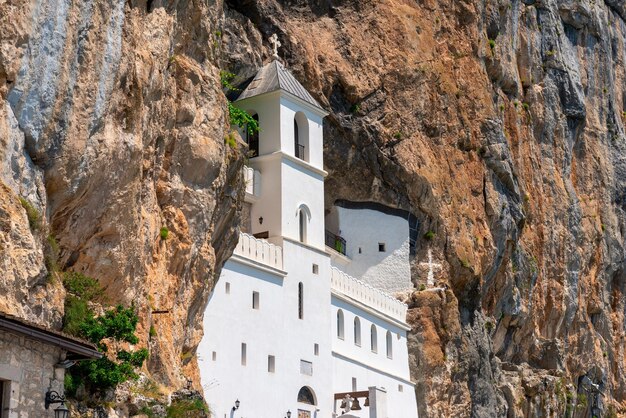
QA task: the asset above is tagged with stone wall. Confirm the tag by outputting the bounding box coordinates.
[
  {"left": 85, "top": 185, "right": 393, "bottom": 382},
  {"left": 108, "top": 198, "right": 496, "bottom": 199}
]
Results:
[{"left": 0, "top": 330, "right": 65, "bottom": 418}]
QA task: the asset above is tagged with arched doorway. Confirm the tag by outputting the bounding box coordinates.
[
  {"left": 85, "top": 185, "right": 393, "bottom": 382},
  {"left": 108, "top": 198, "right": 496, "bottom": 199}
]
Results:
[{"left": 297, "top": 386, "right": 316, "bottom": 418}]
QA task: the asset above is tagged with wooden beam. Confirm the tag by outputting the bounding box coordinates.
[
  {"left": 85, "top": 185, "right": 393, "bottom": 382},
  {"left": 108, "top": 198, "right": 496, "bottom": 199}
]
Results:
[{"left": 333, "top": 391, "right": 369, "bottom": 400}]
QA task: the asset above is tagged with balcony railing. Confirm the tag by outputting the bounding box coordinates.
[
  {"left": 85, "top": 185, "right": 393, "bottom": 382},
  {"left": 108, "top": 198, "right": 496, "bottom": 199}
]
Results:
[
  {"left": 233, "top": 232, "right": 283, "bottom": 270},
  {"left": 325, "top": 230, "right": 347, "bottom": 255},
  {"left": 330, "top": 267, "right": 407, "bottom": 323},
  {"left": 296, "top": 143, "right": 305, "bottom": 160}
]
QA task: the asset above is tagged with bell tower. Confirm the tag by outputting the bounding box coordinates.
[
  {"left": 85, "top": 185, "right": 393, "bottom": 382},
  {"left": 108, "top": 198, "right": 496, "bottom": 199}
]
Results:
[{"left": 235, "top": 58, "right": 328, "bottom": 250}]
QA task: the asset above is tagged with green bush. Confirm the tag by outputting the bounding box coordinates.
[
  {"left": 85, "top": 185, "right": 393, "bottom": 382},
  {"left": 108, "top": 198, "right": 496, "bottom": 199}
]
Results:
[
  {"left": 228, "top": 103, "right": 259, "bottom": 135},
  {"left": 393, "top": 131, "right": 403, "bottom": 140},
  {"left": 18, "top": 197, "right": 41, "bottom": 230},
  {"left": 423, "top": 231, "right": 435, "bottom": 240},
  {"left": 224, "top": 133, "right": 237, "bottom": 149},
  {"left": 45, "top": 234, "right": 60, "bottom": 276},
  {"left": 65, "top": 304, "right": 148, "bottom": 393},
  {"left": 63, "top": 272, "right": 103, "bottom": 301},
  {"left": 63, "top": 295, "right": 93, "bottom": 336},
  {"left": 160, "top": 227, "right": 169, "bottom": 240},
  {"left": 350, "top": 103, "right": 360, "bottom": 114},
  {"left": 419, "top": 284, "right": 426, "bottom": 291},
  {"left": 488, "top": 39, "right": 496, "bottom": 51},
  {"left": 149, "top": 325, "right": 157, "bottom": 338},
  {"left": 166, "top": 398, "right": 209, "bottom": 417}
]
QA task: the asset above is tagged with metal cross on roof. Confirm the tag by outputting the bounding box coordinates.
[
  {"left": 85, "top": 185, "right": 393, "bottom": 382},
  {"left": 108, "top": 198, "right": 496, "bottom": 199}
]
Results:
[{"left": 269, "top": 33, "right": 281, "bottom": 59}]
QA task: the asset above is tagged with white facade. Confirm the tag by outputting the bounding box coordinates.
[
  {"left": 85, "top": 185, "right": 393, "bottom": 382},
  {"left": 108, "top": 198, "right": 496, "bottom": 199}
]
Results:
[
  {"left": 198, "top": 60, "right": 418, "bottom": 418},
  {"left": 326, "top": 206, "right": 412, "bottom": 294}
]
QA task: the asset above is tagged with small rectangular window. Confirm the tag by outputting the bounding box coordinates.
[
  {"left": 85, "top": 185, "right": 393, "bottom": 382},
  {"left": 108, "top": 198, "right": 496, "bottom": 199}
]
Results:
[
  {"left": 252, "top": 291, "right": 259, "bottom": 309},
  {"left": 300, "top": 360, "right": 313, "bottom": 376},
  {"left": 378, "top": 243, "right": 386, "bottom": 252},
  {"left": 312, "top": 264, "right": 319, "bottom": 274},
  {"left": 398, "top": 384, "right": 404, "bottom": 392},
  {"left": 314, "top": 343, "right": 319, "bottom": 356},
  {"left": 268, "top": 355, "right": 275, "bottom": 373},
  {"left": 241, "top": 343, "right": 247, "bottom": 366},
  {"left": 212, "top": 351, "right": 217, "bottom": 361},
  {"left": 352, "top": 377, "right": 357, "bottom": 391},
  {"left": 358, "top": 247, "right": 362, "bottom": 254},
  {"left": 225, "top": 282, "right": 230, "bottom": 294}
]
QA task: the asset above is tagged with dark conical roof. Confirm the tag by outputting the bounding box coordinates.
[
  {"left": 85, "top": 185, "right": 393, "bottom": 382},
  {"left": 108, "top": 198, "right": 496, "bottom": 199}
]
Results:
[{"left": 236, "top": 60, "right": 324, "bottom": 111}]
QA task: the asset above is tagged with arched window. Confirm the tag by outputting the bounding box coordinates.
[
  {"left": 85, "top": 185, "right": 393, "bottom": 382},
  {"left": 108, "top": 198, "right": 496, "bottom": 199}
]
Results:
[
  {"left": 299, "top": 209, "right": 307, "bottom": 243},
  {"left": 354, "top": 317, "right": 361, "bottom": 346},
  {"left": 294, "top": 112, "right": 309, "bottom": 161},
  {"left": 294, "top": 119, "right": 303, "bottom": 159},
  {"left": 386, "top": 330, "right": 393, "bottom": 359},
  {"left": 298, "top": 282, "right": 304, "bottom": 319},
  {"left": 370, "top": 324, "right": 378, "bottom": 353},
  {"left": 246, "top": 113, "right": 259, "bottom": 157},
  {"left": 297, "top": 386, "right": 316, "bottom": 405},
  {"left": 337, "top": 310, "right": 344, "bottom": 340}
]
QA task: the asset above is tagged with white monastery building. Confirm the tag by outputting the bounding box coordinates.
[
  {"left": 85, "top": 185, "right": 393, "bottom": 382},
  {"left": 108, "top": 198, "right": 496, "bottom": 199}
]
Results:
[{"left": 198, "top": 50, "right": 418, "bottom": 418}]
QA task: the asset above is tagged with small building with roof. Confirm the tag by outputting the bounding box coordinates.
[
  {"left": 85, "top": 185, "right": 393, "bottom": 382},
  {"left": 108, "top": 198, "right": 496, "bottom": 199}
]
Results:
[{"left": 0, "top": 311, "right": 101, "bottom": 417}]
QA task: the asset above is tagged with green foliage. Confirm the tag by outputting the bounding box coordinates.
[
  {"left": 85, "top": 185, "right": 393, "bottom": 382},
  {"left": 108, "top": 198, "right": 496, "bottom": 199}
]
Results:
[
  {"left": 228, "top": 102, "right": 259, "bottom": 135},
  {"left": 513, "top": 100, "right": 519, "bottom": 108},
  {"left": 214, "top": 30, "right": 222, "bottom": 38},
  {"left": 220, "top": 71, "right": 239, "bottom": 92},
  {"left": 63, "top": 272, "right": 103, "bottom": 301},
  {"left": 460, "top": 258, "right": 471, "bottom": 269},
  {"left": 149, "top": 325, "right": 157, "bottom": 338},
  {"left": 63, "top": 296, "right": 93, "bottom": 336},
  {"left": 166, "top": 398, "right": 209, "bottom": 417},
  {"left": 419, "top": 284, "right": 426, "bottom": 291},
  {"left": 19, "top": 197, "right": 41, "bottom": 230},
  {"left": 224, "top": 133, "right": 237, "bottom": 149},
  {"left": 484, "top": 321, "right": 494, "bottom": 331},
  {"left": 576, "top": 393, "right": 587, "bottom": 409},
  {"left": 160, "top": 227, "right": 169, "bottom": 240},
  {"left": 64, "top": 373, "right": 79, "bottom": 398},
  {"left": 62, "top": 271, "right": 102, "bottom": 335},
  {"left": 488, "top": 39, "right": 496, "bottom": 51},
  {"left": 77, "top": 349, "right": 148, "bottom": 390},
  {"left": 220, "top": 70, "right": 259, "bottom": 136},
  {"left": 81, "top": 305, "right": 141, "bottom": 350},
  {"left": 499, "top": 104, "right": 505, "bottom": 111},
  {"left": 522, "top": 102, "right": 530, "bottom": 111},
  {"left": 350, "top": 103, "right": 360, "bottom": 114},
  {"left": 393, "top": 131, "right": 403, "bottom": 140},
  {"left": 45, "top": 234, "right": 60, "bottom": 276},
  {"left": 65, "top": 305, "right": 148, "bottom": 393},
  {"left": 423, "top": 231, "right": 435, "bottom": 241},
  {"left": 140, "top": 406, "right": 157, "bottom": 418}
]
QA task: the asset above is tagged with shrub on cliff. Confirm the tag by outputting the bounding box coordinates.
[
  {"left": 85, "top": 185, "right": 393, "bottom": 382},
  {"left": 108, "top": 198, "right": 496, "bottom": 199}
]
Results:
[
  {"left": 66, "top": 305, "right": 148, "bottom": 395},
  {"left": 62, "top": 273, "right": 148, "bottom": 396}
]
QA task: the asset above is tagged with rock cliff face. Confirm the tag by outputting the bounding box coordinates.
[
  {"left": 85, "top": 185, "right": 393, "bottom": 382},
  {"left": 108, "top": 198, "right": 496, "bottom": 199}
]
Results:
[
  {"left": 2, "top": 0, "right": 626, "bottom": 416},
  {"left": 0, "top": 0, "right": 242, "bottom": 393},
  {"left": 221, "top": 0, "right": 626, "bottom": 416}
]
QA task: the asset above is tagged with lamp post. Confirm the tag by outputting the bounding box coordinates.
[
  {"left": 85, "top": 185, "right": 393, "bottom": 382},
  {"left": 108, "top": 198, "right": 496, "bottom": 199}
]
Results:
[
  {"left": 232, "top": 399, "right": 240, "bottom": 412},
  {"left": 45, "top": 390, "right": 70, "bottom": 418},
  {"left": 285, "top": 410, "right": 291, "bottom": 418}
]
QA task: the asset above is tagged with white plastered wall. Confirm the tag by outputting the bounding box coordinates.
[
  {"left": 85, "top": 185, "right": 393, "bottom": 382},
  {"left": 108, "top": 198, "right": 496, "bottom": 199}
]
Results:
[{"left": 329, "top": 207, "right": 411, "bottom": 293}]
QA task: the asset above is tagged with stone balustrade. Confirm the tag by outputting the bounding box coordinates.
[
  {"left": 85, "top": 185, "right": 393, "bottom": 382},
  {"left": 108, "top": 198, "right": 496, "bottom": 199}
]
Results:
[
  {"left": 330, "top": 267, "right": 407, "bottom": 322},
  {"left": 234, "top": 232, "right": 283, "bottom": 270}
]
